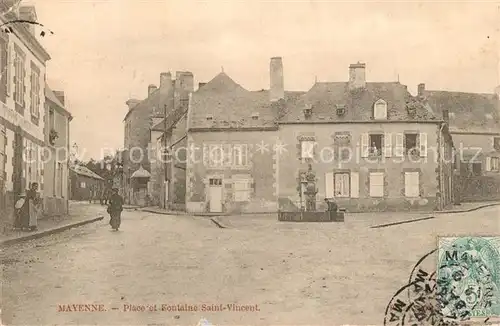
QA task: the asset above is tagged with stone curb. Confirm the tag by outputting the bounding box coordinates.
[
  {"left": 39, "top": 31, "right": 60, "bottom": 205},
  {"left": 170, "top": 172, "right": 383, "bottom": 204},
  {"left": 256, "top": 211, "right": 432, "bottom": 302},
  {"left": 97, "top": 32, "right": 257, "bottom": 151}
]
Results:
[
  {"left": 433, "top": 202, "right": 500, "bottom": 214},
  {"left": 0, "top": 215, "right": 104, "bottom": 247},
  {"left": 370, "top": 216, "right": 435, "bottom": 229}
]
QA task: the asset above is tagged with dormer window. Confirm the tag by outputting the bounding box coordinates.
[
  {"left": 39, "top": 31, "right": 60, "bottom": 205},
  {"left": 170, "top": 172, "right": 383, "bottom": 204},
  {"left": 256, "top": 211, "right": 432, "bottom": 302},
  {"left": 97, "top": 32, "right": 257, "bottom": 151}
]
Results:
[
  {"left": 206, "top": 114, "right": 213, "bottom": 121},
  {"left": 373, "top": 99, "right": 387, "bottom": 119},
  {"left": 303, "top": 104, "right": 312, "bottom": 119},
  {"left": 336, "top": 104, "right": 346, "bottom": 116},
  {"left": 251, "top": 112, "right": 259, "bottom": 120}
]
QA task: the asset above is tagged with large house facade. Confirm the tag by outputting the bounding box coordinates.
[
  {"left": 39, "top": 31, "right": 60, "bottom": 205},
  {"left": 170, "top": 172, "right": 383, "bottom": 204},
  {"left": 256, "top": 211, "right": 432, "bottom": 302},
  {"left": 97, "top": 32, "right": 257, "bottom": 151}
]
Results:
[
  {"left": 0, "top": 5, "right": 50, "bottom": 230},
  {"left": 184, "top": 60, "right": 454, "bottom": 213}
]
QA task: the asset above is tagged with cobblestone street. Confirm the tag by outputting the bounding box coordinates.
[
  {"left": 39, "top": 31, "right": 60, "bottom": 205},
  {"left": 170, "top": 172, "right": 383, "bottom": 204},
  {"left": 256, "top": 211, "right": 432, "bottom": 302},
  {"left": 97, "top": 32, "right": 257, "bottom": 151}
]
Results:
[{"left": 1, "top": 205, "right": 499, "bottom": 325}]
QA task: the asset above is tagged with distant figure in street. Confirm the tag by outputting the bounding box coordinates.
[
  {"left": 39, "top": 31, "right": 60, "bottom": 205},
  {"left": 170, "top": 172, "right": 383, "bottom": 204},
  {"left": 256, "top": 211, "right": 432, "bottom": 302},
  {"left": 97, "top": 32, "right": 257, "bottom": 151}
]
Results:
[
  {"left": 107, "top": 188, "right": 123, "bottom": 231},
  {"left": 89, "top": 186, "right": 94, "bottom": 204}
]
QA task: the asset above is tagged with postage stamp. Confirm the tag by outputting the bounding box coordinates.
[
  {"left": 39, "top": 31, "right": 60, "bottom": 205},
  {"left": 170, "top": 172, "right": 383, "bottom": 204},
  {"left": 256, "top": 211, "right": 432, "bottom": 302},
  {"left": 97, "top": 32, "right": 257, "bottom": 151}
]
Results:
[{"left": 437, "top": 236, "right": 500, "bottom": 320}]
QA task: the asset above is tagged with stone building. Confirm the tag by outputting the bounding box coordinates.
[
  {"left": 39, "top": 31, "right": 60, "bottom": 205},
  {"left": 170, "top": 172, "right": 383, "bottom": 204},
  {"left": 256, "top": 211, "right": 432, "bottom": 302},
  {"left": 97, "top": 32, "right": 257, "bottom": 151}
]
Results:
[
  {"left": 185, "top": 58, "right": 303, "bottom": 214},
  {"left": 277, "top": 63, "right": 454, "bottom": 212},
  {"left": 0, "top": 5, "right": 51, "bottom": 230},
  {"left": 43, "top": 86, "right": 72, "bottom": 216},
  {"left": 421, "top": 85, "right": 500, "bottom": 202},
  {"left": 124, "top": 71, "right": 193, "bottom": 206},
  {"left": 69, "top": 165, "right": 104, "bottom": 201}
]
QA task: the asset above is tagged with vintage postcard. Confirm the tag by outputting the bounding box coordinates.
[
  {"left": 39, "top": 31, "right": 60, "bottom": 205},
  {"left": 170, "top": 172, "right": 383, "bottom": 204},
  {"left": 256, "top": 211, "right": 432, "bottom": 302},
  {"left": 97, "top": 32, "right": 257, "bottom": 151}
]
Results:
[{"left": 1, "top": 1, "right": 499, "bottom": 325}]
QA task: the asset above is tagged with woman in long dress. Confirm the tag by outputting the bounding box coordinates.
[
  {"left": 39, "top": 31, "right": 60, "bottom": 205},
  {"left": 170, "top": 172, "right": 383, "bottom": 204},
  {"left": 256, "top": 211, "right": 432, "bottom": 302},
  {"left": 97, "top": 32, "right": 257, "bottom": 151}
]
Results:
[
  {"left": 20, "top": 183, "right": 39, "bottom": 231},
  {"left": 107, "top": 188, "right": 123, "bottom": 231}
]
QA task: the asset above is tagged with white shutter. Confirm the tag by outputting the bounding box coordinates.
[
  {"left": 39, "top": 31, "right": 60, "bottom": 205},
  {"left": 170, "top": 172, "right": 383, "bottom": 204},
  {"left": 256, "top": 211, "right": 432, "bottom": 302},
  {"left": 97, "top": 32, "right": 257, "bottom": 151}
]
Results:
[
  {"left": 486, "top": 157, "right": 491, "bottom": 172},
  {"left": 361, "top": 133, "right": 369, "bottom": 158},
  {"left": 419, "top": 132, "right": 427, "bottom": 157},
  {"left": 384, "top": 133, "right": 392, "bottom": 157},
  {"left": 369, "top": 172, "right": 384, "bottom": 197},
  {"left": 405, "top": 172, "right": 419, "bottom": 197},
  {"left": 395, "top": 133, "right": 404, "bottom": 157},
  {"left": 325, "top": 172, "right": 334, "bottom": 198},
  {"left": 350, "top": 172, "right": 359, "bottom": 198},
  {"left": 6, "top": 43, "right": 11, "bottom": 95}
]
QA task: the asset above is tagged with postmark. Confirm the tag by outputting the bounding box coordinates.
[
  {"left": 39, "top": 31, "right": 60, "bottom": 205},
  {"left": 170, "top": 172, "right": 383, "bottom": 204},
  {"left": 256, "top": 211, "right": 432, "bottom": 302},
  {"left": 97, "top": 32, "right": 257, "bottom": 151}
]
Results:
[
  {"left": 437, "top": 236, "right": 500, "bottom": 319},
  {"left": 384, "top": 244, "right": 497, "bottom": 326}
]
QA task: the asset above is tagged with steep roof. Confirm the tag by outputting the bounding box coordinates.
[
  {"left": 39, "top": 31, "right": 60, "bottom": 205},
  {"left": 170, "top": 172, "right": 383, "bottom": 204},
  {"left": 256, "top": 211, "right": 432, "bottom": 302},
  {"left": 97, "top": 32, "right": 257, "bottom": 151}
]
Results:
[
  {"left": 423, "top": 90, "right": 500, "bottom": 133},
  {"left": 279, "top": 82, "right": 437, "bottom": 123},
  {"left": 188, "top": 72, "right": 305, "bottom": 130},
  {"left": 70, "top": 165, "right": 104, "bottom": 180}
]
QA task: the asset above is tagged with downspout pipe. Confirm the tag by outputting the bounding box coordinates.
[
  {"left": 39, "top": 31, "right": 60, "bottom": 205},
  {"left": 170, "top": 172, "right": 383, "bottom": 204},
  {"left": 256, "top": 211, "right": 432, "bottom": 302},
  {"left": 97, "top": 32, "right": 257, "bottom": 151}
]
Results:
[{"left": 438, "top": 122, "right": 445, "bottom": 210}]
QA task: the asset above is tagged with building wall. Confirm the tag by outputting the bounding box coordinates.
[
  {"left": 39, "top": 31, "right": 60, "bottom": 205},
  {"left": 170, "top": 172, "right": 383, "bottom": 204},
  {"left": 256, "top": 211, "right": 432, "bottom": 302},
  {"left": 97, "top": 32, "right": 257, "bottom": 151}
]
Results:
[
  {"left": 123, "top": 105, "right": 152, "bottom": 204},
  {"left": 168, "top": 114, "right": 187, "bottom": 210},
  {"left": 42, "top": 100, "right": 70, "bottom": 216},
  {"left": 278, "top": 122, "right": 443, "bottom": 212},
  {"left": 0, "top": 23, "right": 48, "bottom": 231},
  {"left": 70, "top": 173, "right": 104, "bottom": 201},
  {"left": 148, "top": 130, "right": 163, "bottom": 207},
  {"left": 186, "top": 130, "right": 278, "bottom": 214}
]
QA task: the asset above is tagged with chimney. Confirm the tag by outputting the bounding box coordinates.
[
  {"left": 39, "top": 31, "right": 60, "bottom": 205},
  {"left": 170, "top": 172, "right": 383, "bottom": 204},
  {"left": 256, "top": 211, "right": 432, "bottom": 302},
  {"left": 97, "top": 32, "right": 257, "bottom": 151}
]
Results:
[
  {"left": 270, "top": 57, "right": 284, "bottom": 102},
  {"left": 160, "top": 72, "right": 172, "bottom": 92},
  {"left": 442, "top": 109, "right": 449, "bottom": 122},
  {"left": 348, "top": 62, "right": 366, "bottom": 90},
  {"left": 148, "top": 84, "right": 157, "bottom": 96},
  {"left": 175, "top": 71, "right": 194, "bottom": 93},
  {"left": 19, "top": 6, "right": 37, "bottom": 35},
  {"left": 125, "top": 99, "right": 140, "bottom": 110},
  {"left": 418, "top": 83, "right": 426, "bottom": 97},
  {"left": 198, "top": 82, "right": 206, "bottom": 90},
  {"left": 53, "top": 91, "right": 65, "bottom": 106}
]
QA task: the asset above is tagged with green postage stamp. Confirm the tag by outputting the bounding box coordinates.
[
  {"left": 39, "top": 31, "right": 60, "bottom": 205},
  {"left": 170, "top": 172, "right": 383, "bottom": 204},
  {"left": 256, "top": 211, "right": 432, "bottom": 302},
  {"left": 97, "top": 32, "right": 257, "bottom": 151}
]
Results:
[{"left": 437, "top": 236, "right": 500, "bottom": 320}]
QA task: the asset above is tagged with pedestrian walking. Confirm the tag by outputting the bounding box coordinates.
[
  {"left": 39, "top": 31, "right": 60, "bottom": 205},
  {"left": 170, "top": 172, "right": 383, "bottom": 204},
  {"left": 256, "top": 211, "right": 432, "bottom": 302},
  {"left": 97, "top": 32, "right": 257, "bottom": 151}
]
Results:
[
  {"left": 89, "top": 186, "right": 94, "bottom": 204},
  {"left": 107, "top": 187, "right": 123, "bottom": 231}
]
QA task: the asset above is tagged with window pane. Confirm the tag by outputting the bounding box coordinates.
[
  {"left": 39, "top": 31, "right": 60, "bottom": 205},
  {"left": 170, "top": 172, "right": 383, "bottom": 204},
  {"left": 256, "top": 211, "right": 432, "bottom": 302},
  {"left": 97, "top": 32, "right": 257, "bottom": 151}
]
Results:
[
  {"left": 301, "top": 141, "right": 314, "bottom": 158},
  {"left": 334, "top": 173, "right": 350, "bottom": 197}
]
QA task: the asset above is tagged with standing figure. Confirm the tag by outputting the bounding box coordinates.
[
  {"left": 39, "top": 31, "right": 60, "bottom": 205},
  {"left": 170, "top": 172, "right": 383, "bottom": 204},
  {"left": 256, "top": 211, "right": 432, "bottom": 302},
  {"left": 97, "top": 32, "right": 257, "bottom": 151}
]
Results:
[
  {"left": 89, "top": 185, "right": 94, "bottom": 204},
  {"left": 107, "top": 188, "right": 123, "bottom": 231},
  {"left": 19, "top": 183, "right": 40, "bottom": 231}
]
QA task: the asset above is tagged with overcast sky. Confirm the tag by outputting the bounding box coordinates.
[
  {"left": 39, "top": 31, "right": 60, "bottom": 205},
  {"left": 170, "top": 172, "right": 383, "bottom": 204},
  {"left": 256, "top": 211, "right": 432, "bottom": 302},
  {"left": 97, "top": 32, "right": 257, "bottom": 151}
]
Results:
[{"left": 23, "top": 0, "right": 500, "bottom": 160}]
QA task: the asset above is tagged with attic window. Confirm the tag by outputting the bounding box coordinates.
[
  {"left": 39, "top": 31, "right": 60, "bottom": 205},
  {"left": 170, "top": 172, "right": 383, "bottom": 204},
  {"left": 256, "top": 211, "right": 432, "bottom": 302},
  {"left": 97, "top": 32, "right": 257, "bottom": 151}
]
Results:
[
  {"left": 303, "top": 105, "right": 313, "bottom": 119},
  {"left": 373, "top": 99, "right": 387, "bottom": 119},
  {"left": 251, "top": 112, "right": 259, "bottom": 120},
  {"left": 206, "top": 114, "right": 213, "bottom": 121},
  {"left": 336, "top": 105, "right": 346, "bottom": 116}
]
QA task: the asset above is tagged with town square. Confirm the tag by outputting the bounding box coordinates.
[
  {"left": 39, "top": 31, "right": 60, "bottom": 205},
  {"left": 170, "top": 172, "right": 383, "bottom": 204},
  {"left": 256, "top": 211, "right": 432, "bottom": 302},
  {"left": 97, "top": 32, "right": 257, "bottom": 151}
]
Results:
[{"left": 1, "top": 1, "right": 500, "bottom": 325}]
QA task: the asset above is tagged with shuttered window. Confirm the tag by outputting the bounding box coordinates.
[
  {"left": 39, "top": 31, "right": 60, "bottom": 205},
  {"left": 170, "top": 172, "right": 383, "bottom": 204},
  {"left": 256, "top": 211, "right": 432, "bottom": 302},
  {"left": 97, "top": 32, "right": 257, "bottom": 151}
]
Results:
[
  {"left": 404, "top": 172, "right": 420, "bottom": 197},
  {"left": 301, "top": 141, "right": 315, "bottom": 160},
  {"left": 419, "top": 132, "right": 427, "bottom": 157},
  {"left": 233, "top": 179, "right": 251, "bottom": 202},
  {"left": 30, "top": 64, "right": 40, "bottom": 118},
  {"left": 350, "top": 172, "right": 359, "bottom": 198},
  {"left": 0, "top": 38, "right": 7, "bottom": 103},
  {"left": 334, "top": 173, "right": 350, "bottom": 197},
  {"left": 13, "top": 46, "right": 25, "bottom": 106},
  {"left": 369, "top": 172, "right": 384, "bottom": 197}
]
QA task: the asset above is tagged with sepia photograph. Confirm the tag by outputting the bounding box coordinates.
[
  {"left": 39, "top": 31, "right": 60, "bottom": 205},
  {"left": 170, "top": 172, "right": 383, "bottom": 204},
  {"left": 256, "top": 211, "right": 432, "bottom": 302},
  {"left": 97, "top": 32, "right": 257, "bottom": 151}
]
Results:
[{"left": 0, "top": 0, "right": 499, "bottom": 325}]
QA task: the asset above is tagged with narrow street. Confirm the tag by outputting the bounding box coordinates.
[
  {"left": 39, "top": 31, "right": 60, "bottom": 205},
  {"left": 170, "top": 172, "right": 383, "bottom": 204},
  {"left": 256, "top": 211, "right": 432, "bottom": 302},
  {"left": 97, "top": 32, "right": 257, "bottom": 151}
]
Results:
[{"left": 2, "top": 205, "right": 498, "bottom": 325}]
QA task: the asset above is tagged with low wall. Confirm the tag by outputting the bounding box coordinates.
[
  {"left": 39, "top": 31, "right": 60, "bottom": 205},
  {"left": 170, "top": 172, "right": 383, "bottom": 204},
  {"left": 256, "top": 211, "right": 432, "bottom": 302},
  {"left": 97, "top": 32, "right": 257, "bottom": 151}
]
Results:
[
  {"left": 278, "top": 211, "right": 345, "bottom": 222},
  {"left": 457, "top": 175, "right": 500, "bottom": 202}
]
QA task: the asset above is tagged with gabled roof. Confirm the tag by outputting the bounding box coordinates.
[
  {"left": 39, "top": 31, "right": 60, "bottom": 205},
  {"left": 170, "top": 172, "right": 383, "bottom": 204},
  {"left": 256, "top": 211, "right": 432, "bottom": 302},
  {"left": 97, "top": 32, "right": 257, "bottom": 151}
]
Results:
[
  {"left": 279, "top": 82, "right": 436, "bottom": 123},
  {"left": 123, "top": 90, "right": 157, "bottom": 121},
  {"left": 423, "top": 90, "right": 500, "bottom": 133},
  {"left": 70, "top": 165, "right": 104, "bottom": 180},
  {"left": 188, "top": 72, "right": 305, "bottom": 130}
]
